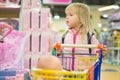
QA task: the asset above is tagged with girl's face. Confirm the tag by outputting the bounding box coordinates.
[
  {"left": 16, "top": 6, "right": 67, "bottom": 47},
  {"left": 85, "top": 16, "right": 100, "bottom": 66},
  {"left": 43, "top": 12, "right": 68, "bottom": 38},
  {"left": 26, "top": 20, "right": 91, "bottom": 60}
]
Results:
[{"left": 65, "top": 8, "right": 82, "bottom": 30}]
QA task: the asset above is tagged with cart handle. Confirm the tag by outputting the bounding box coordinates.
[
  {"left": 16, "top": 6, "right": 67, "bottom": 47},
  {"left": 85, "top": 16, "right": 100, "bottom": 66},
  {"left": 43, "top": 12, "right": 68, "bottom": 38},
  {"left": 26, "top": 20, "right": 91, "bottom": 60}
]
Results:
[
  {"left": 54, "top": 42, "right": 103, "bottom": 51},
  {"left": 0, "top": 22, "right": 13, "bottom": 40}
]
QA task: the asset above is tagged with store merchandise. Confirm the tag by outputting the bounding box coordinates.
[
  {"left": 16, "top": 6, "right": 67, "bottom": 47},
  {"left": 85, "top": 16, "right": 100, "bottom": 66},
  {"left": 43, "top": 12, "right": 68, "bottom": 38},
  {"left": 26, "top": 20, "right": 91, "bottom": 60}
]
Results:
[
  {"left": 0, "top": 30, "right": 27, "bottom": 70},
  {"left": 109, "top": 12, "right": 120, "bottom": 47},
  {"left": 0, "top": 69, "right": 31, "bottom": 80}
]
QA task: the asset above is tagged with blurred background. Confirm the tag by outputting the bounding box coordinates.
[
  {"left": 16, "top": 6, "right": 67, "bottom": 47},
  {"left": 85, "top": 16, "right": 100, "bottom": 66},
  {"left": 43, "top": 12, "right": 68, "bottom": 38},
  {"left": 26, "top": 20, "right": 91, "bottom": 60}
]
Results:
[{"left": 0, "top": 0, "right": 120, "bottom": 80}]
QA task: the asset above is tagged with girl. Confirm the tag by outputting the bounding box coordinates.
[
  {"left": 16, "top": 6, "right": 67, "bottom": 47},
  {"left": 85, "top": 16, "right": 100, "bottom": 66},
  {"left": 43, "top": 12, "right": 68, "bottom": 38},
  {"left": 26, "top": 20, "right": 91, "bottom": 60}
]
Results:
[
  {"left": 57, "top": 3, "right": 107, "bottom": 70},
  {"left": 63, "top": 3, "right": 107, "bottom": 55}
]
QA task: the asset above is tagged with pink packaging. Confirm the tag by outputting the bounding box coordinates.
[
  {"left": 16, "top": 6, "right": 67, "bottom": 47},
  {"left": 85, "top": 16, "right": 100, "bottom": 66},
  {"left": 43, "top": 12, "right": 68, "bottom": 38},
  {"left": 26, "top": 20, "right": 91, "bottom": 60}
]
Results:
[
  {"left": 0, "top": 30, "right": 27, "bottom": 70},
  {"left": 31, "top": 12, "right": 39, "bottom": 30},
  {"left": 22, "top": 0, "right": 31, "bottom": 9},
  {"left": 32, "top": 34, "right": 39, "bottom": 54}
]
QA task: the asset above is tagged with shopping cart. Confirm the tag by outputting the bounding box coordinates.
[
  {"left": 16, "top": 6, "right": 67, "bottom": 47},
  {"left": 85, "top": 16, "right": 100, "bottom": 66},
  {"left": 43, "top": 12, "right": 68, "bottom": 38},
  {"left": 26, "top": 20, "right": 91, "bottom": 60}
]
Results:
[{"left": 32, "top": 43, "right": 103, "bottom": 80}]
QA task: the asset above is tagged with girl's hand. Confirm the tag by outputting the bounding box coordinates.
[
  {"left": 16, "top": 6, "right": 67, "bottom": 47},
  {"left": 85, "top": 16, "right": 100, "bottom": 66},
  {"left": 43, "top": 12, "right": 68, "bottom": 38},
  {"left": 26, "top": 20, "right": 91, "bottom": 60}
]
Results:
[{"left": 102, "top": 45, "right": 108, "bottom": 57}]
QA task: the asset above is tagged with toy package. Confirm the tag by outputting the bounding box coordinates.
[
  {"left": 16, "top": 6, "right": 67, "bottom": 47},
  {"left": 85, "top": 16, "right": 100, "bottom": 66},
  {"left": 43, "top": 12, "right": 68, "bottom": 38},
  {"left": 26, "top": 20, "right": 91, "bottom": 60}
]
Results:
[{"left": 0, "top": 22, "right": 27, "bottom": 70}]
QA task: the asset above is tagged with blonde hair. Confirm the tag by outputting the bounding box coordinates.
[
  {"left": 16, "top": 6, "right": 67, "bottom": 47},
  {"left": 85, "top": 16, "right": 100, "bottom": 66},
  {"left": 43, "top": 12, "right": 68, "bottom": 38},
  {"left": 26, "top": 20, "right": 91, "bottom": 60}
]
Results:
[{"left": 65, "top": 3, "right": 95, "bottom": 36}]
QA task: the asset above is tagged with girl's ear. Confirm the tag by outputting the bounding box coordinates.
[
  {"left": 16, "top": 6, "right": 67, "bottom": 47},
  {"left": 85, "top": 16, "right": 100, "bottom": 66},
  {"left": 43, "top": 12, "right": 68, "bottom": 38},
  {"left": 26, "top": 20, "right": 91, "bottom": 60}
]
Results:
[
  {"left": 78, "top": 15, "right": 83, "bottom": 24},
  {"left": 79, "top": 18, "right": 84, "bottom": 25}
]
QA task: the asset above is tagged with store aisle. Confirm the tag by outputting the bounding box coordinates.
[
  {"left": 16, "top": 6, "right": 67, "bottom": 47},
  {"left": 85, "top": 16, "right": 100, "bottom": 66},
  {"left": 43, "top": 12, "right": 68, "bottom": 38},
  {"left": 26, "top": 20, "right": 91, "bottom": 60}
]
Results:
[{"left": 101, "top": 62, "right": 120, "bottom": 80}]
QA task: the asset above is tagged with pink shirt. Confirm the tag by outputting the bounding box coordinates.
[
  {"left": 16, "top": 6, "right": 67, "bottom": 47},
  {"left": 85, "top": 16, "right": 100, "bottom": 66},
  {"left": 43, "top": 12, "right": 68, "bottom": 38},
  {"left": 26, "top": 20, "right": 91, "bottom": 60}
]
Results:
[
  {"left": 62, "top": 28, "right": 99, "bottom": 54},
  {"left": 58, "top": 28, "right": 100, "bottom": 70}
]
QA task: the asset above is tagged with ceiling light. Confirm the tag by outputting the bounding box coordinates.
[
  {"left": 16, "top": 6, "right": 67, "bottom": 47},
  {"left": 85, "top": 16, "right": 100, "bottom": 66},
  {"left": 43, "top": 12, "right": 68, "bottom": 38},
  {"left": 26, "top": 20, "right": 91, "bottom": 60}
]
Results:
[{"left": 98, "top": 5, "right": 119, "bottom": 11}]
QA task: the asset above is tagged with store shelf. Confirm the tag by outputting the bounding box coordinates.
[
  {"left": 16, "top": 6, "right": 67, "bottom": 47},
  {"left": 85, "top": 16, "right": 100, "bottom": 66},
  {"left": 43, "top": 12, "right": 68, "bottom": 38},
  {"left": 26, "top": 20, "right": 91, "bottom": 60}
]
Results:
[
  {"left": 108, "top": 12, "right": 120, "bottom": 30},
  {"left": 109, "top": 19, "right": 120, "bottom": 23},
  {"left": 110, "top": 22, "right": 120, "bottom": 30},
  {"left": 108, "top": 12, "right": 120, "bottom": 22},
  {"left": 0, "top": 6, "right": 20, "bottom": 18}
]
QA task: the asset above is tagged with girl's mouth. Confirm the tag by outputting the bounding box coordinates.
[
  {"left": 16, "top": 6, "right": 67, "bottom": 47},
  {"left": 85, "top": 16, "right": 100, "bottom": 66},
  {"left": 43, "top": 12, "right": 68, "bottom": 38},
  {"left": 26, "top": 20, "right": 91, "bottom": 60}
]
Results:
[{"left": 66, "top": 21, "right": 69, "bottom": 24}]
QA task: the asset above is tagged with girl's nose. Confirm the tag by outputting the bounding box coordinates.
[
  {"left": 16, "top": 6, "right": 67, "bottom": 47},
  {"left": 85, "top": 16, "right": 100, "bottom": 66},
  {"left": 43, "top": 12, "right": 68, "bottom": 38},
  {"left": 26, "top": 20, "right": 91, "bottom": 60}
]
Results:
[{"left": 66, "top": 16, "right": 69, "bottom": 20}]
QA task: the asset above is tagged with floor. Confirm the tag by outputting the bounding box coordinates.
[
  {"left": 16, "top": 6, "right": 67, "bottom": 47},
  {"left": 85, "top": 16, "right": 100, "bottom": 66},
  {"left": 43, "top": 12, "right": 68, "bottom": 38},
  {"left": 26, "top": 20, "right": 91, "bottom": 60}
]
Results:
[{"left": 101, "top": 62, "right": 120, "bottom": 80}]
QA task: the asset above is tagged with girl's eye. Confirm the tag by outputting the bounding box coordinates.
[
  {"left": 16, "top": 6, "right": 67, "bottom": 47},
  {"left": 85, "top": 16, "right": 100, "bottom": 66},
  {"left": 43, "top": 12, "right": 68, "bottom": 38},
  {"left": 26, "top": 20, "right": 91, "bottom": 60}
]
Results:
[
  {"left": 66, "top": 13, "right": 73, "bottom": 17},
  {"left": 70, "top": 14, "right": 73, "bottom": 16}
]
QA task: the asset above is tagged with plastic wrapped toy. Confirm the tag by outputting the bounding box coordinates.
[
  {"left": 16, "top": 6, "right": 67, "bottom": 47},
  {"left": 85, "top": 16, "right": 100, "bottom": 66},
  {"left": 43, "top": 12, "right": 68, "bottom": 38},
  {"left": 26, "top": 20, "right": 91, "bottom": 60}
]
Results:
[{"left": 0, "top": 22, "right": 27, "bottom": 70}]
